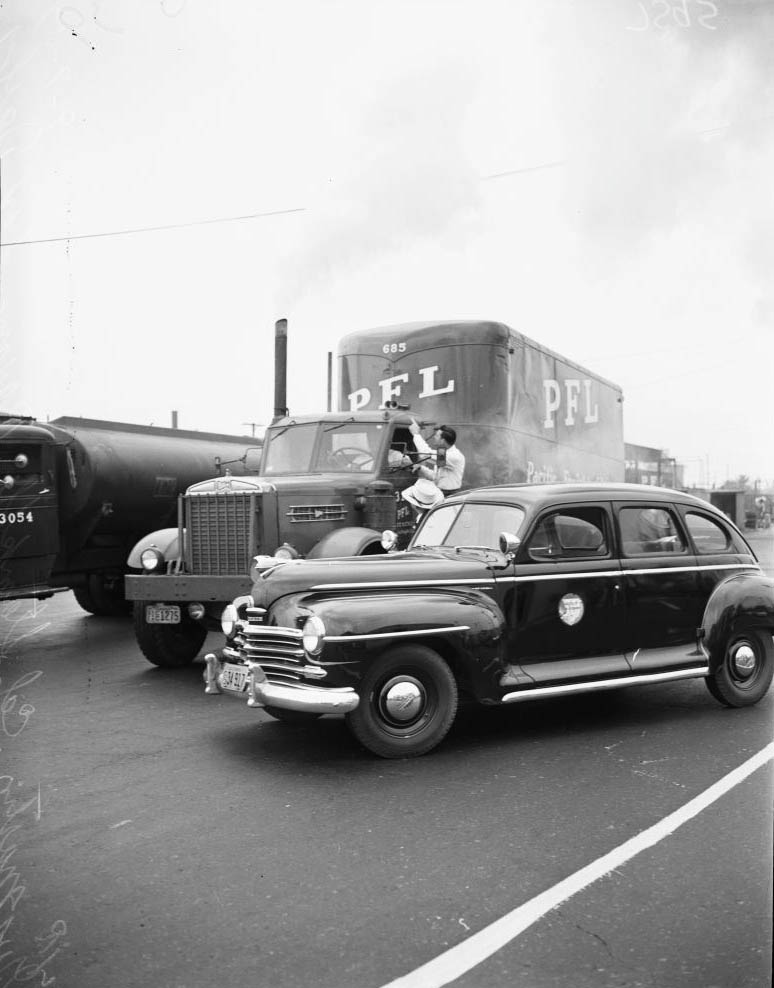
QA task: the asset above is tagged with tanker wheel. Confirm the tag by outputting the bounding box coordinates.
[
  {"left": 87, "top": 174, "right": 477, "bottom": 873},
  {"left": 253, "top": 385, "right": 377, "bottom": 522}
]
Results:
[
  {"left": 73, "top": 575, "right": 132, "bottom": 617},
  {"left": 133, "top": 601, "right": 207, "bottom": 668}
]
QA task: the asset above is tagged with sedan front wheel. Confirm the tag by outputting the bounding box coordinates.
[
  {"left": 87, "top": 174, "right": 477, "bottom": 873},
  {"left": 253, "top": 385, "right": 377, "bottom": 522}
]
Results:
[{"left": 346, "top": 645, "right": 458, "bottom": 758}]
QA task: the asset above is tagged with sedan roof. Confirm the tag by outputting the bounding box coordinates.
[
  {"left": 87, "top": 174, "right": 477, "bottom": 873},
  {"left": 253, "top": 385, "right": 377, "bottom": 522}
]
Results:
[{"left": 450, "top": 482, "right": 723, "bottom": 513}]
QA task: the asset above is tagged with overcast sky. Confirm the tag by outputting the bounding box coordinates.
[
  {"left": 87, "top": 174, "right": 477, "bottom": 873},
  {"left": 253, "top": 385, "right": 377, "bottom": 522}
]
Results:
[{"left": 1, "top": 0, "right": 772, "bottom": 488}]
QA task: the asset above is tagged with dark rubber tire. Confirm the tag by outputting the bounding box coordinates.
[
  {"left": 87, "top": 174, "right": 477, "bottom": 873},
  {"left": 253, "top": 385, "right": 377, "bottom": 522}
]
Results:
[
  {"left": 73, "top": 575, "right": 131, "bottom": 616},
  {"left": 262, "top": 706, "right": 322, "bottom": 723},
  {"left": 705, "top": 629, "right": 774, "bottom": 707},
  {"left": 345, "top": 645, "right": 458, "bottom": 758},
  {"left": 133, "top": 601, "right": 207, "bottom": 668}
]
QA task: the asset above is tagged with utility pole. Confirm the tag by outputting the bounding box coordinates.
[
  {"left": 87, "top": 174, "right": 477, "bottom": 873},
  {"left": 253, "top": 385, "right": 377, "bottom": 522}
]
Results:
[{"left": 242, "top": 422, "right": 263, "bottom": 438}]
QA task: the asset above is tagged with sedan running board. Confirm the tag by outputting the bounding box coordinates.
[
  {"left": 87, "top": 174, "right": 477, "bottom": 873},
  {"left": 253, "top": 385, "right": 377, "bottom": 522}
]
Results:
[{"left": 502, "top": 665, "right": 709, "bottom": 703}]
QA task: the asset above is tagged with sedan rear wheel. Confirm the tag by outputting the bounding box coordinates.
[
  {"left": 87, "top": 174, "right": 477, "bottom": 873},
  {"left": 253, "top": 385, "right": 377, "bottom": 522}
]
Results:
[
  {"left": 346, "top": 645, "right": 458, "bottom": 758},
  {"left": 705, "top": 629, "right": 774, "bottom": 707}
]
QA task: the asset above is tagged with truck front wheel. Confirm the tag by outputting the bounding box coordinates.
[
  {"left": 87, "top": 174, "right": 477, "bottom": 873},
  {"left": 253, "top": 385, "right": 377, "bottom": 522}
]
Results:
[
  {"left": 133, "top": 602, "right": 207, "bottom": 668},
  {"left": 345, "top": 645, "right": 458, "bottom": 758},
  {"left": 705, "top": 629, "right": 774, "bottom": 707}
]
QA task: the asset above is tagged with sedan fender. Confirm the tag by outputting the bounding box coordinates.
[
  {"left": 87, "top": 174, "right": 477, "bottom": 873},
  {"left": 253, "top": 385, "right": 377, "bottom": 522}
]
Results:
[
  {"left": 700, "top": 570, "right": 774, "bottom": 667},
  {"left": 274, "top": 586, "right": 507, "bottom": 700}
]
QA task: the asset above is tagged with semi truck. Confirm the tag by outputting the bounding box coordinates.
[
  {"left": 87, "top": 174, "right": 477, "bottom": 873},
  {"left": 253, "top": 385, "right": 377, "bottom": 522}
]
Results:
[
  {"left": 125, "top": 319, "right": 624, "bottom": 666},
  {"left": 0, "top": 415, "right": 260, "bottom": 614}
]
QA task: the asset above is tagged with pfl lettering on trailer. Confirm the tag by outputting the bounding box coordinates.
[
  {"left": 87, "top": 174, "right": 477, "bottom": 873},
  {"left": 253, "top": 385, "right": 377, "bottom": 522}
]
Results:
[
  {"left": 348, "top": 365, "right": 456, "bottom": 411},
  {"left": 543, "top": 379, "right": 599, "bottom": 429}
]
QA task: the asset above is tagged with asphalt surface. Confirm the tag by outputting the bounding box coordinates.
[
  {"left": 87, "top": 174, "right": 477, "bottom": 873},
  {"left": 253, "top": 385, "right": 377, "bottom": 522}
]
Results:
[{"left": 1, "top": 530, "right": 772, "bottom": 988}]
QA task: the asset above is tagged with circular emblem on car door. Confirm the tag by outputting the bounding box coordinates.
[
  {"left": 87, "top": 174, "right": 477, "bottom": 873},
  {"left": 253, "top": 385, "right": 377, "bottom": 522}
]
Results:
[{"left": 558, "top": 593, "right": 584, "bottom": 626}]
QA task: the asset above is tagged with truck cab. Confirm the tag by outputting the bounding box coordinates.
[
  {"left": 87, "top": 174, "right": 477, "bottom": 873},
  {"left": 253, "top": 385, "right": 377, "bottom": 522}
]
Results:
[{"left": 125, "top": 410, "right": 426, "bottom": 667}]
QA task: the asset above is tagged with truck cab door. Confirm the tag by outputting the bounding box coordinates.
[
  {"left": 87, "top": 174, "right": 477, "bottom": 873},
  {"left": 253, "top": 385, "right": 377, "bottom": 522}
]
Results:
[{"left": 500, "top": 503, "right": 627, "bottom": 685}]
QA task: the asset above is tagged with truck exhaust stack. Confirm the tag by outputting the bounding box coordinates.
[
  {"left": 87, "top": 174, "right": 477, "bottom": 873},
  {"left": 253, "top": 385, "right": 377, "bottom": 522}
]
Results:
[{"left": 273, "top": 318, "right": 288, "bottom": 421}]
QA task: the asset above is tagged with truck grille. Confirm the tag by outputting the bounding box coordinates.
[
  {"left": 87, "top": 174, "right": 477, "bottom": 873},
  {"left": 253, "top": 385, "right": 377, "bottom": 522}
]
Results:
[
  {"left": 237, "top": 623, "right": 304, "bottom": 684},
  {"left": 186, "top": 492, "right": 255, "bottom": 575},
  {"left": 286, "top": 503, "right": 347, "bottom": 523}
]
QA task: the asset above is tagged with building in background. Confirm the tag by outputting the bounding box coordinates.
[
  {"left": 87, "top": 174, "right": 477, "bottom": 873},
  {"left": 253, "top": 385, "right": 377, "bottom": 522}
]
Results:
[{"left": 624, "top": 443, "right": 684, "bottom": 488}]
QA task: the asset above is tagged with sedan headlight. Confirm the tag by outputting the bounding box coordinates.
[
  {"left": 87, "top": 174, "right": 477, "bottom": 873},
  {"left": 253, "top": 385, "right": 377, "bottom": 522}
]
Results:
[
  {"left": 302, "top": 615, "right": 326, "bottom": 656},
  {"left": 221, "top": 596, "right": 253, "bottom": 639},
  {"left": 140, "top": 547, "right": 165, "bottom": 572},
  {"left": 221, "top": 604, "right": 238, "bottom": 640}
]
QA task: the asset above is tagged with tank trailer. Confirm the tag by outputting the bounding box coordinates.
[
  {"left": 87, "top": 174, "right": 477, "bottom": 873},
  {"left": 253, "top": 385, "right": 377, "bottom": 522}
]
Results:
[{"left": 0, "top": 415, "right": 260, "bottom": 615}]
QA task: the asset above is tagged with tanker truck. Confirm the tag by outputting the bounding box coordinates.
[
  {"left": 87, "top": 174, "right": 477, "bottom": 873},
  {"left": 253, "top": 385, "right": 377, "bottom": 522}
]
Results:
[
  {"left": 0, "top": 415, "right": 261, "bottom": 615},
  {"left": 125, "top": 319, "right": 624, "bottom": 667}
]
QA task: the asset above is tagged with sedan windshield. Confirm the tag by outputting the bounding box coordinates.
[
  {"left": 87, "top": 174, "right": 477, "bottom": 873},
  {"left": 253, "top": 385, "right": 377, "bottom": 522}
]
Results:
[
  {"left": 263, "top": 421, "right": 387, "bottom": 475},
  {"left": 411, "top": 502, "right": 526, "bottom": 550}
]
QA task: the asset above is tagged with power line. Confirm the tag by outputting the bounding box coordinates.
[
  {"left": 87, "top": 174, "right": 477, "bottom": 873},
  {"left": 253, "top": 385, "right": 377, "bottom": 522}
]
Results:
[
  {"left": 3, "top": 112, "right": 768, "bottom": 249},
  {"left": 482, "top": 160, "right": 565, "bottom": 180},
  {"left": 0, "top": 205, "right": 306, "bottom": 248}
]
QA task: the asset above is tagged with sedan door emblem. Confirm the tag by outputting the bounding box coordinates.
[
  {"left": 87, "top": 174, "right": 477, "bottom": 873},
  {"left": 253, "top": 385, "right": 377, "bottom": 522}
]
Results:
[{"left": 558, "top": 593, "right": 584, "bottom": 626}]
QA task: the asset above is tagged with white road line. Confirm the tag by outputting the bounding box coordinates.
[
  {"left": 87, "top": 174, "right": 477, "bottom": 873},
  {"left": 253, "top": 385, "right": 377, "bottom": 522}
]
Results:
[{"left": 381, "top": 742, "right": 774, "bottom": 988}]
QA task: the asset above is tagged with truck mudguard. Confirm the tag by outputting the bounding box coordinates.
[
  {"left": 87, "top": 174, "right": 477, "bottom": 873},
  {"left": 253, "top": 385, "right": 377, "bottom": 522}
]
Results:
[
  {"left": 127, "top": 528, "right": 180, "bottom": 569},
  {"left": 305, "top": 526, "right": 385, "bottom": 559}
]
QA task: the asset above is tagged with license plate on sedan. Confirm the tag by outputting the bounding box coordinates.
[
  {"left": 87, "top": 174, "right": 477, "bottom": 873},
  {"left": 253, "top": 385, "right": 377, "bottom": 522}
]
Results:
[
  {"left": 146, "top": 605, "right": 181, "bottom": 624},
  {"left": 220, "top": 663, "right": 249, "bottom": 692}
]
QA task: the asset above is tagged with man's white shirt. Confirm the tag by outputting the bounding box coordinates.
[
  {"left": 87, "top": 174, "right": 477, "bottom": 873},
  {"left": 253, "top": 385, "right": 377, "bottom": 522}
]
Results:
[{"left": 412, "top": 433, "right": 465, "bottom": 491}]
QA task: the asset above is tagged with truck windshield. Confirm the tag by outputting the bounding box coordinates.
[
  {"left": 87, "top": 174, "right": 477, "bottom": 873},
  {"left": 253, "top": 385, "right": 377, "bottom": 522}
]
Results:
[
  {"left": 412, "top": 502, "right": 526, "bottom": 550},
  {"left": 262, "top": 421, "right": 387, "bottom": 475},
  {"left": 314, "top": 422, "right": 385, "bottom": 473},
  {"left": 263, "top": 423, "right": 318, "bottom": 474}
]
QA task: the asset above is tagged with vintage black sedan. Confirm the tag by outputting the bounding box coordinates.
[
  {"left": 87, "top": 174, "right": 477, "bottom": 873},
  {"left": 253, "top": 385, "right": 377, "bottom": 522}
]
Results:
[{"left": 204, "top": 483, "right": 774, "bottom": 758}]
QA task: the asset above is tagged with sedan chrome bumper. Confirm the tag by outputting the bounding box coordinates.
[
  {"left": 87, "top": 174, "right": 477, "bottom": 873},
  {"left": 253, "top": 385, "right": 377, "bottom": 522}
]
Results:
[{"left": 203, "top": 652, "right": 360, "bottom": 714}]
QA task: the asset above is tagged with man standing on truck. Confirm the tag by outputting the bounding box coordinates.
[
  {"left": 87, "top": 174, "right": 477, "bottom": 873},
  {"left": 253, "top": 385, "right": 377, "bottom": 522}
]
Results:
[{"left": 409, "top": 419, "right": 466, "bottom": 496}]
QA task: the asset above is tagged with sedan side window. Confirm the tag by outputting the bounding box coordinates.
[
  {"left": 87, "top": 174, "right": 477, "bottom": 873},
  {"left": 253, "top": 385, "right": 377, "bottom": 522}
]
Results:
[
  {"left": 619, "top": 507, "right": 685, "bottom": 556},
  {"left": 684, "top": 512, "right": 732, "bottom": 554},
  {"left": 526, "top": 508, "right": 608, "bottom": 561}
]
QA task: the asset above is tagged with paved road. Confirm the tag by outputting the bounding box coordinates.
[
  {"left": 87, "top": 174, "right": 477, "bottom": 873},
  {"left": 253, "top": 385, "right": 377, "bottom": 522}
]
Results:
[{"left": 2, "top": 531, "right": 773, "bottom": 988}]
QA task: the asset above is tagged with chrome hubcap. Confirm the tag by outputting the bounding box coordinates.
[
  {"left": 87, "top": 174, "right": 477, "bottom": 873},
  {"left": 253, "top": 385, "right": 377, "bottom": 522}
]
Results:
[
  {"left": 380, "top": 677, "right": 425, "bottom": 724},
  {"left": 731, "top": 643, "right": 756, "bottom": 679}
]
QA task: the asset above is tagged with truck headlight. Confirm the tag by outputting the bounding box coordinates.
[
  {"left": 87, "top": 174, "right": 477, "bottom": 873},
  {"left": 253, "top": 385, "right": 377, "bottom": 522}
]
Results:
[
  {"left": 302, "top": 615, "right": 326, "bottom": 656},
  {"left": 274, "top": 543, "right": 299, "bottom": 561},
  {"left": 381, "top": 529, "right": 398, "bottom": 551},
  {"left": 140, "top": 547, "right": 165, "bottom": 572}
]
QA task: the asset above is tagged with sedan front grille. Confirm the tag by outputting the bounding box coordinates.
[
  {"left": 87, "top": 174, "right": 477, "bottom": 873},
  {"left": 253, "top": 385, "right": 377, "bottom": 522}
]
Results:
[
  {"left": 237, "top": 623, "right": 304, "bottom": 683},
  {"left": 186, "top": 492, "right": 255, "bottom": 575}
]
